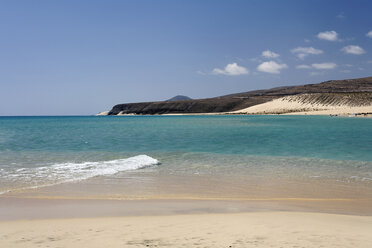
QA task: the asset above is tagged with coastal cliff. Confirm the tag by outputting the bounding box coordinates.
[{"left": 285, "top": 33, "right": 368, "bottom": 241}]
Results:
[{"left": 105, "top": 76, "right": 372, "bottom": 115}]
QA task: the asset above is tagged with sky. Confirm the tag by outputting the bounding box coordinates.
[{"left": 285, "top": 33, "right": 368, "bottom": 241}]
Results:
[{"left": 1, "top": 0, "right": 372, "bottom": 115}]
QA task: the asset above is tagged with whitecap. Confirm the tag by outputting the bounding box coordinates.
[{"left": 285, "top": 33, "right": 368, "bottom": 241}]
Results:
[{"left": 0, "top": 155, "right": 159, "bottom": 194}]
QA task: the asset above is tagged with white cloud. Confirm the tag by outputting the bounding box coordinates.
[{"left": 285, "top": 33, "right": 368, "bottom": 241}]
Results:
[
  {"left": 212, "top": 63, "right": 249, "bottom": 76},
  {"left": 296, "top": 65, "right": 312, "bottom": 69},
  {"left": 261, "top": 50, "right": 280, "bottom": 58},
  {"left": 291, "top": 46, "right": 323, "bottom": 59},
  {"left": 257, "top": 61, "right": 288, "bottom": 74},
  {"left": 366, "top": 31, "right": 372, "bottom": 38},
  {"left": 296, "top": 63, "right": 337, "bottom": 70},
  {"left": 317, "top": 31, "right": 338, "bottom": 41},
  {"left": 311, "top": 63, "right": 337, "bottom": 70},
  {"left": 341, "top": 45, "right": 366, "bottom": 55}
]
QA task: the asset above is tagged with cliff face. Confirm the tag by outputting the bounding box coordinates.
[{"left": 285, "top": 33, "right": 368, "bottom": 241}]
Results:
[{"left": 108, "top": 76, "right": 372, "bottom": 115}]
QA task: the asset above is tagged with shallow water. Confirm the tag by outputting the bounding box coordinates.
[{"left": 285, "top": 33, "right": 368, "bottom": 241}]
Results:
[{"left": 0, "top": 115, "right": 371, "bottom": 198}]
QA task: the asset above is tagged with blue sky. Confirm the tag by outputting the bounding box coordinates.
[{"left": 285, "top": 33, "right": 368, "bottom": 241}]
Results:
[{"left": 1, "top": 0, "right": 372, "bottom": 115}]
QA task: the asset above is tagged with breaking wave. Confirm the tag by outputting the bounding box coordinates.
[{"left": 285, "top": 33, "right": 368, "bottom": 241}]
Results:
[{"left": 0, "top": 155, "right": 159, "bottom": 194}]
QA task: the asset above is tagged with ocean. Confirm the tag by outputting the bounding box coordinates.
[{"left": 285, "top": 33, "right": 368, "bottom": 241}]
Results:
[{"left": 0, "top": 115, "right": 371, "bottom": 199}]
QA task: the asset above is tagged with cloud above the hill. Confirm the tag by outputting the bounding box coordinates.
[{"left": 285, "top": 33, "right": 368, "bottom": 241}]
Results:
[
  {"left": 291, "top": 46, "right": 323, "bottom": 59},
  {"left": 312, "top": 63, "right": 337, "bottom": 70},
  {"left": 341, "top": 45, "right": 366, "bottom": 55},
  {"left": 212, "top": 63, "right": 249, "bottom": 76},
  {"left": 261, "top": 50, "right": 280, "bottom": 58},
  {"left": 296, "top": 63, "right": 337, "bottom": 70},
  {"left": 317, "top": 31, "right": 339, "bottom": 41},
  {"left": 257, "top": 61, "right": 288, "bottom": 74}
]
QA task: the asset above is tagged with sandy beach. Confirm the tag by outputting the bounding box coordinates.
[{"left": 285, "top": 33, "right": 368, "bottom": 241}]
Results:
[
  {"left": 1, "top": 115, "right": 372, "bottom": 247},
  {"left": 0, "top": 196, "right": 372, "bottom": 248},
  {"left": 1, "top": 211, "right": 372, "bottom": 248},
  {"left": 2, "top": 0, "right": 372, "bottom": 247}
]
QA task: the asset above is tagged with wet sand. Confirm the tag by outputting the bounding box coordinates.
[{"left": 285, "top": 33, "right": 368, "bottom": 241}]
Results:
[{"left": 1, "top": 197, "right": 372, "bottom": 221}]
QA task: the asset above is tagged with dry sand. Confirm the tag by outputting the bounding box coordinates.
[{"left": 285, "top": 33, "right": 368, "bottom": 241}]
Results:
[
  {"left": 1, "top": 197, "right": 372, "bottom": 247},
  {"left": 232, "top": 95, "right": 372, "bottom": 116},
  {"left": 1, "top": 212, "right": 371, "bottom": 248}
]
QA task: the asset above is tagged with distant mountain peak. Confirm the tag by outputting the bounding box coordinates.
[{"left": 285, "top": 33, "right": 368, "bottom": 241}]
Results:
[{"left": 166, "top": 95, "right": 192, "bottom": 101}]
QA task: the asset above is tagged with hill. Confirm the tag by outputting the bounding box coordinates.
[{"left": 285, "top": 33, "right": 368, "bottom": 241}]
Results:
[
  {"left": 166, "top": 95, "right": 192, "bottom": 101},
  {"left": 105, "top": 76, "right": 372, "bottom": 115}
]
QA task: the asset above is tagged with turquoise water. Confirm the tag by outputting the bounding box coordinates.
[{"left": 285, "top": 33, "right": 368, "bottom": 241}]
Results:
[{"left": 0, "top": 115, "right": 371, "bottom": 193}]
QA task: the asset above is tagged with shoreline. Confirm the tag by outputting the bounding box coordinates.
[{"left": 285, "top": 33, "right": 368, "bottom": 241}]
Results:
[
  {"left": 2, "top": 161, "right": 372, "bottom": 218},
  {"left": 97, "top": 110, "right": 372, "bottom": 117}
]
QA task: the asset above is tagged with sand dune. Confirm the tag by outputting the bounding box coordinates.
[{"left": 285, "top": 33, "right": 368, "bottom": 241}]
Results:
[{"left": 232, "top": 93, "right": 372, "bottom": 116}]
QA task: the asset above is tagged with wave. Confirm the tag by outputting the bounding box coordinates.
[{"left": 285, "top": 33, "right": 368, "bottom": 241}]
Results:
[
  {"left": 0, "top": 155, "right": 159, "bottom": 194},
  {"left": 46, "top": 154, "right": 159, "bottom": 179}
]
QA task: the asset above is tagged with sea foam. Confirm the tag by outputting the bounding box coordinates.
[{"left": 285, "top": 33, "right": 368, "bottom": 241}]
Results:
[{"left": 0, "top": 155, "right": 159, "bottom": 194}]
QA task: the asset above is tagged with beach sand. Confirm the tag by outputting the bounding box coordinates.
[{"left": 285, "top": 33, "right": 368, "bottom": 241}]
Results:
[
  {"left": 1, "top": 211, "right": 372, "bottom": 248},
  {"left": 0, "top": 196, "right": 372, "bottom": 247}
]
